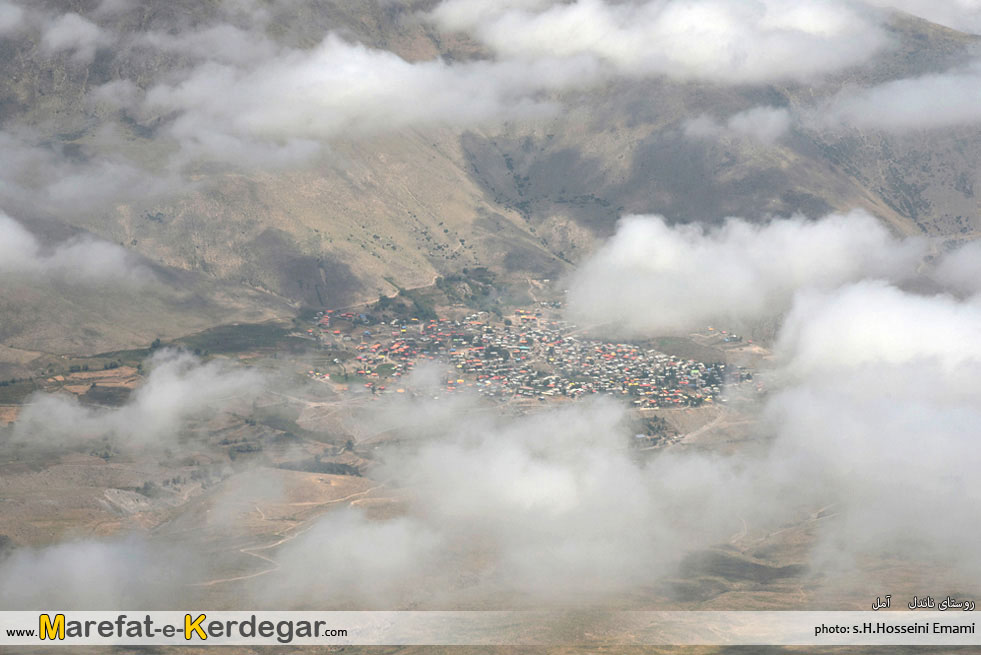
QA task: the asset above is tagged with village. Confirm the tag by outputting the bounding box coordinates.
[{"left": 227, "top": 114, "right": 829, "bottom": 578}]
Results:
[{"left": 304, "top": 304, "right": 756, "bottom": 409}]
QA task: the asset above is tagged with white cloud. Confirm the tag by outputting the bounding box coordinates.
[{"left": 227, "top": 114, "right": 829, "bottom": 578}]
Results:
[
  {"left": 776, "top": 280, "right": 981, "bottom": 375},
  {"left": 684, "top": 106, "right": 792, "bottom": 143},
  {"left": 0, "top": 1, "right": 24, "bottom": 34},
  {"left": 815, "top": 62, "right": 981, "bottom": 130},
  {"left": 0, "top": 212, "right": 41, "bottom": 272},
  {"left": 40, "top": 12, "right": 112, "bottom": 64},
  {"left": 0, "top": 211, "right": 150, "bottom": 284},
  {"left": 0, "top": 130, "right": 178, "bottom": 214},
  {"left": 136, "top": 23, "right": 281, "bottom": 66},
  {"left": 934, "top": 240, "right": 981, "bottom": 294},
  {"left": 0, "top": 536, "right": 197, "bottom": 609},
  {"left": 565, "top": 211, "right": 926, "bottom": 334},
  {"left": 562, "top": 206, "right": 981, "bottom": 583},
  {"left": 861, "top": 0, "right": 981, "bottom": 33},
  {"left": 764, "top": 280, "right": 981, "bottom": 572},
  {"left": 255, "top": 396, "right": 761, "bottom": 605},
  {"left": 432, "top": 0, "right": 890, "bottom": 84},
  {"left": 138, "top": 34, "right": 594, "bottom": 165},
  {"left": 726, "top": 106, "right": 793, "bottom": 142},
  {"left": 256, "top": 274, "right": 981, "bottom": 605},
  {"left": 67, "top": 0, "right": 899, "bottom": 170},
  {"left": 4, "top": 0, "right": 981, "bottom": 608},
  {"left": 13, "top": 350, "right": 265, "bottom": 449},
  {"left": 263, "top": 508, "right": 445, "bottom": 607}
]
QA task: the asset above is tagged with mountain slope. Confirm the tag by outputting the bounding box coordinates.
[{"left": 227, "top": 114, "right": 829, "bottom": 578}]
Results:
[{"left": 0, "top": 3, "right": 979, "bottom": 366}]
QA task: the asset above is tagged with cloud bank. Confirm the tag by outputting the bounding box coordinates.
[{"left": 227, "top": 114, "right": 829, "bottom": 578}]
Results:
[
  {"left": 259, "top": 283, "right": 981, "bottom": 606},
  {"left": 2, "top": 0, "right": 981, "bottom": 611},
  {"left": 0, "top": 212, "right": 150, "bottom": 284},
  {"left": 776, "top": 280, "right": 981, "bottom": 375},
  {"left": 253, "top": 239, "right": 981, "bottom": 606},
  {"left": 816, "top": 62, "right": 981, "bottom": 131},
  {"left": 257, "top": 396, "right": 765, "bottom": 607},
  {"left": 684, "top": 106, "right": 792, "bottom": 144},
  {"left": 560, "top": 208, "right": 981, "bottom": 585},
  {"left": 65, "top": 0, "right": 912, "bottom": 168},
  {"left": 565, "top": 211, "right": 926, "bottom": 334},
  {"left": 40, "top": 12, "right": 113, "bottom": 64},
  {"left": 764, "top": 280, "right": 981, "bottom": 575},
  {"left": 0, "top": 129, "right": 179, "bottom": 215},
  {"left": 432, "top": 0, "right": 890, "bottom": 84},
  {"left": 0, "top": 0, "right": 974, "bottom": 212},
  {"left": 0, "top": 536, "right": 196, "bottom": 609},
  {"left": 131, "top": 35, "right": 595, "bottom": 165},
  {"left": 0, "top": 1, "right": 23, "bottom": 34},
  {"left": 934, "top": 240, "right": 981, "bottom": 295},
  {"left": 4, "top": 211, "right": 979, "bottom": 609},
  {"left": 1, "top": 0, "right": 967, "bottom": 208},
  {"left": 861, "top": 0, "right": 981, "bottom": 33},
  {"left": 12, "top": 350, "right": 265, "bottom": 449}
]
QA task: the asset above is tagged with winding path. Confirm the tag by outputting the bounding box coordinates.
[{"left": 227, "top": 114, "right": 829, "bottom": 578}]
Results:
[{"left": 189, "top": 484, "right": 384, "bottom": 587}]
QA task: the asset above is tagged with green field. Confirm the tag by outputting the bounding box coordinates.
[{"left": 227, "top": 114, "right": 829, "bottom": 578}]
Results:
[{"left": 176, "top": 323, "right": 307, "bottom": 355}]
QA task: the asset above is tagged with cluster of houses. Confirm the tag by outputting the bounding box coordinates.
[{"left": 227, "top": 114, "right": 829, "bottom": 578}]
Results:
[{"left": 308, "top": 308, "right": 751, "bottom": 407}]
